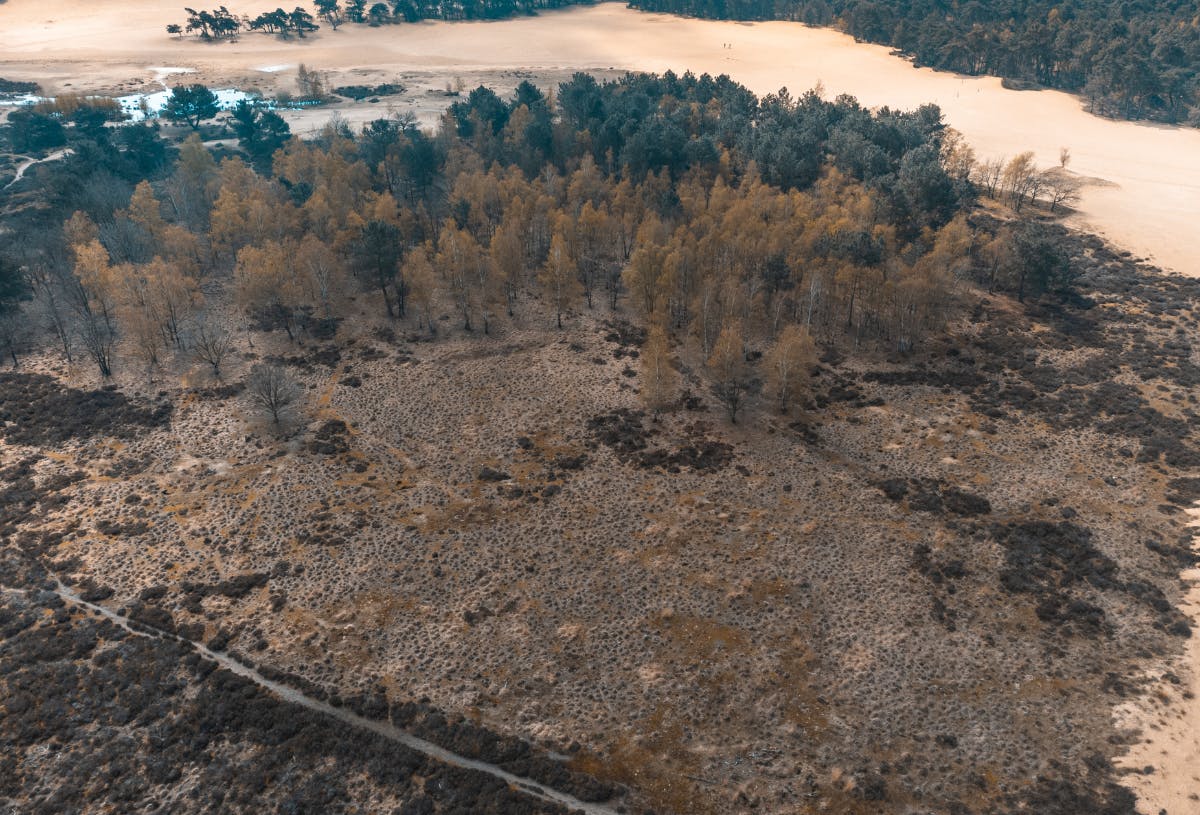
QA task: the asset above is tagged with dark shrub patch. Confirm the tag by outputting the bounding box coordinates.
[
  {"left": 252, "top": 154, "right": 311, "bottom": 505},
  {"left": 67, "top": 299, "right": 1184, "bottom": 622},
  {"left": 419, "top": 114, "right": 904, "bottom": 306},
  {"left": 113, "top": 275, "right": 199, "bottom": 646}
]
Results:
[
  {"left": 0, "top": 373, "right": 171, "bottom": 446},
  {"left": 586, "top": 409, "right": 652, "bottom": 459},
  {"left": 307, "top": 419, "right": 351, "bottom": 455},
  {"left": 878, "top": 478, "right": 991, "bottom": 517}
]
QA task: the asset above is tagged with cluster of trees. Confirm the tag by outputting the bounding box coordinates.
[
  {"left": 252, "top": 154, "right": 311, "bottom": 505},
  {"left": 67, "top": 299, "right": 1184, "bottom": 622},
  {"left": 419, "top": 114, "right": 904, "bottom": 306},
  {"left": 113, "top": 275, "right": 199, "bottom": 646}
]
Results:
[
  {"left": 173, "top": 5, "right": 319, "bottom": 39},
  {"left": 626, "top": 0, "right": 1200, "bottom": 124},
  {"left": 7, "top": 96, "right": 126, "bottom": 153},
  {"left": 1, "top": 70, "right": 1070, "bottom": 424},
  {"left": 339, "top": 0, "right": 579, "bottom": 25},
  {"left": 174, "top": 6, "right": 241, "bottom": 38},
  {"left": 4, "top": 84, "right": 290, "bottom": 168},
  {"left": 160, "top": 80, "right": 317, "bottom": 136},
  {"left": 247, "top": 7, "right": 320, "bottom": 35},
  {"left": 973, "top": 150, "right": 1081, "bottom": 216}
]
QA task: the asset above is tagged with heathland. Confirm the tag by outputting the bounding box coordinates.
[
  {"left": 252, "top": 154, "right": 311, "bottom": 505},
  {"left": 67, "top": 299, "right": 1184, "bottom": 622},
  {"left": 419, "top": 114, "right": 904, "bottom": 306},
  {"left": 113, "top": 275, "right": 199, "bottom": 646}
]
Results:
[{"left": 1, "top": 5, "right": 1199, "bottom": 815}]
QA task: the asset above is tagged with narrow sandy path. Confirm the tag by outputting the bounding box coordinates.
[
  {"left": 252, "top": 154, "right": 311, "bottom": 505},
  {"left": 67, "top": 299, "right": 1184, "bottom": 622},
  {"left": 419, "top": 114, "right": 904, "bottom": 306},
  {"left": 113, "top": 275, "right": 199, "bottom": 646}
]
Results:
[
  {"left": 13, "top": 581, "right": 623, "bottom": 815},
  {"left": 3, "top": 149, "right": 71, "bottom": 188}
]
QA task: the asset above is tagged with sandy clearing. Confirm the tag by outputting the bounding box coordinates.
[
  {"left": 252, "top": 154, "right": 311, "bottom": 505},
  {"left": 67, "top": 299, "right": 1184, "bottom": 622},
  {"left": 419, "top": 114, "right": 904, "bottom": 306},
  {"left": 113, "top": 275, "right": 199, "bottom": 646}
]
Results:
[
  {"left": 1115, "top": 505, "right": 1200, "bottom": 815},
  {"left": 2, "top": 3, "right": 1200, "bottom": 275}
]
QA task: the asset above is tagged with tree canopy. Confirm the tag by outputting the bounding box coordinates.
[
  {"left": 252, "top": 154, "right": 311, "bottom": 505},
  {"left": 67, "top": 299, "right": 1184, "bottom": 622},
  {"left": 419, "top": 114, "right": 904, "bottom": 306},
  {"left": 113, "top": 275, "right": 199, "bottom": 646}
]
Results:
[
  {"left": 0, "top": 69, "right": 1052, "bottom": 381},
  {"left": 163, "top": 85, "right": 220, "bottom": 129}
]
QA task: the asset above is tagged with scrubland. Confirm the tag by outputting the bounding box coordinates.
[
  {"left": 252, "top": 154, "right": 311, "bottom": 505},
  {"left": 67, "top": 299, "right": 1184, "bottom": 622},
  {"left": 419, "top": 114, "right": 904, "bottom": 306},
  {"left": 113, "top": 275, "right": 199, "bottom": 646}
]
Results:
[{"left": 3, "top": 222, "right": 1198, "bottom": 814}]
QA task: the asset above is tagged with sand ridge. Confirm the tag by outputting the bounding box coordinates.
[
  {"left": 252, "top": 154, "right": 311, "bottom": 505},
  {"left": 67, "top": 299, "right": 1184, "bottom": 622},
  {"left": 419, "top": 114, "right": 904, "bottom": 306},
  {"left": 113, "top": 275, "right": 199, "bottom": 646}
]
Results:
[{"left": 2, "top": 2, "right": 1200, "bottom": 276}]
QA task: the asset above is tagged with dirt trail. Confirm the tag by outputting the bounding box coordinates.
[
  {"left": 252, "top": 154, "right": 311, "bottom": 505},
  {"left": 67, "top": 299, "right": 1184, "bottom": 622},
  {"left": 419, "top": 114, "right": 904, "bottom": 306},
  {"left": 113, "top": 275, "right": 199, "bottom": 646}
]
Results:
[
  {"left": 31, "top": 582, "right": 624, "bottom": 815},
  {"left": 4, "top": 149, "right": 71, "bottom": 188}
]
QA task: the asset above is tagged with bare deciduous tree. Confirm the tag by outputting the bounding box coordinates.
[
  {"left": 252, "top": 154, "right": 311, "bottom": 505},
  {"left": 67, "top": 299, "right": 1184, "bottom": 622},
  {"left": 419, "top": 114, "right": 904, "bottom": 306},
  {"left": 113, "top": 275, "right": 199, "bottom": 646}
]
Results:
[
  {"left": 245, "top": 363, "right": 302, "bottom": 429},
  {"left": 0, "top": 309, "right": 27, "bottom": 368},
  {"left": 77, "top": 309, "right": 116, "bottom": 378},
  {"left": 972, "top": 156, "right": 1005, "bottom": 198},
  {"left": 1001, "top": 152, "right": 1042, "bottom": 212},
  {"left": 192, "top": 317, "right": 235, "bottom": 378},
  {"left": 1042, "top": 169, "right": 1083, "bottom": 213}
]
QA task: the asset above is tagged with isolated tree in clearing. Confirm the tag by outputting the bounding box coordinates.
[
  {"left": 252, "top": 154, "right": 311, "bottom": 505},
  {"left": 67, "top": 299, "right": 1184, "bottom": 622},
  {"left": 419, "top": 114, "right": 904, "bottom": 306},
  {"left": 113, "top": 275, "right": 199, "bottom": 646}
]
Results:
[
  {"left": 296, "top": 64, "right": 328, "bottom": 102},
  {"left": 246, "top": 363, "right": 302, "bottom": 428},
  {"left": 192, "top": 317, "right": 235, "bottom": 378}
]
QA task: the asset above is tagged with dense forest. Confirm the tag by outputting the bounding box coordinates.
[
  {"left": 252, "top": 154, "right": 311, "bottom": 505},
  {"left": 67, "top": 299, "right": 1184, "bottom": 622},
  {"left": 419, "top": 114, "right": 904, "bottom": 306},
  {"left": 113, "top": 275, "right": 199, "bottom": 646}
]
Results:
[
  {"left": 625, "top": 0, "right": 1200, "bottom": 124},
  {"left": 0, "top": 71, "right": 1072, "bottom": 419}
]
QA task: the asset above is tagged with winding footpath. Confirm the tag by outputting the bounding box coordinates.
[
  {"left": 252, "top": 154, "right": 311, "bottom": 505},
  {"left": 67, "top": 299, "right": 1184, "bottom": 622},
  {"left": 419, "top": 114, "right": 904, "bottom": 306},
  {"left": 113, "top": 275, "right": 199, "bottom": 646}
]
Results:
[
  {"left": 3, "top": 149, "right": 72, "bottom": 189},
  {"left": 20, "top": 581, "right": 624, "bottom": 815}
]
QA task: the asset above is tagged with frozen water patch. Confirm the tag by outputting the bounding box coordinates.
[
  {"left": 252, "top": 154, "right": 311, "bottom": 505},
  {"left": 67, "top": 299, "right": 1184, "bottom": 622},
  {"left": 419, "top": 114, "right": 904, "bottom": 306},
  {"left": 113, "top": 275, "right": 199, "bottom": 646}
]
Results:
[
  {"left": 148, "top": 66, "right": 196, "bottom": 86},
  {"left": 116, "top": 88, "right": 259, "bottom": 120},
  {"left": 0, "top": 93, "right": 43, "bottom": 107},
  {"left": 4, "top": 85, "right": 278, "bottom": 121},
  {"left": 257, "top": 64, "right": 292, "bottom": 73}
]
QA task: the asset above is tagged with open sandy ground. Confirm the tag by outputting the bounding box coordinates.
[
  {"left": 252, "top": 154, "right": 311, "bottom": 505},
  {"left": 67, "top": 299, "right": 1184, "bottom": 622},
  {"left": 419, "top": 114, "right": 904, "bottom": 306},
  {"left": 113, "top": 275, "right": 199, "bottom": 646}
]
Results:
[
  {"left": 2, "top": 2, "right": 1200, "bottom": 277},
  {"left": 1115, "top": 505, "right": 1200, "bottom": 815}
]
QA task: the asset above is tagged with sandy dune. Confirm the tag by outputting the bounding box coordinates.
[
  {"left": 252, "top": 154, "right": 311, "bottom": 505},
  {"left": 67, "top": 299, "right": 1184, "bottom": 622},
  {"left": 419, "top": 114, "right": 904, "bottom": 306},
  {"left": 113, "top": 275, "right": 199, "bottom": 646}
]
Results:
[{"left": 2, "top": 2, "right": 1200, "bottom": 275}]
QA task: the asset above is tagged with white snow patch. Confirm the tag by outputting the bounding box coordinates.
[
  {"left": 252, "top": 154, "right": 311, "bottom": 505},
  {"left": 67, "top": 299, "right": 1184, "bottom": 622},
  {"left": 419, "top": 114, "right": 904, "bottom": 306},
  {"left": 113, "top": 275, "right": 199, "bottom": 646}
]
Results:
[
  {"left": 116, "top": 88, "right": 259, "bottom": 120},
  {"left": 148, "top": 66, "right": 196, "bottom": 85}
]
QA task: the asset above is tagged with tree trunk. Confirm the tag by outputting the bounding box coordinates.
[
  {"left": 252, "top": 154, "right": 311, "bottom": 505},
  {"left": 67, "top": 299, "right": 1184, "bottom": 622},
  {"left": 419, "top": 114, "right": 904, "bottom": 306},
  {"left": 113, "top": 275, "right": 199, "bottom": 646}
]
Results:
[{"left": 380, "top": 284, "right": 394, "bottom": 318}]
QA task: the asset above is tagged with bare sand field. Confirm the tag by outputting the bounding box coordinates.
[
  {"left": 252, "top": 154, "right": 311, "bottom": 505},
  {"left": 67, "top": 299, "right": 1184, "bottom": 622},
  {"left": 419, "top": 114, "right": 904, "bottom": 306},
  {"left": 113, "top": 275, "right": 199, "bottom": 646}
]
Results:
[{"left": 3, "top": 2, "right": 1200, "bottom": 277}]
